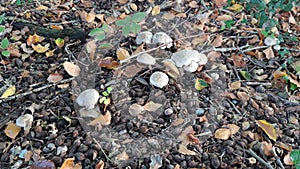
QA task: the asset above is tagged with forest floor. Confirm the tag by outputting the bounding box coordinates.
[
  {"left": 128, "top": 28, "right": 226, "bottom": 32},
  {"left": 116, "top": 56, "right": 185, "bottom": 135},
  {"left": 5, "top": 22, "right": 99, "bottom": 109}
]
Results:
[{"left": 0, "top": 0, "right": 299, "bottom": 169}]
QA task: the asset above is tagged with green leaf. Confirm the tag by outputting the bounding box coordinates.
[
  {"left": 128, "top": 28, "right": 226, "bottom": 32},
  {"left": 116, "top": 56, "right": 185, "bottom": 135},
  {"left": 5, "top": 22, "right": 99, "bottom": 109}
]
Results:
[
  {"left": 0, "top": 26, "right": 4, "bottom": 33},
  {"left": 279, "top": 49, "right": 290, "bottom": 57},
  {"left": 224, "top": 20, "right": 234, "bottom": 29},
  {"left": 89, "top": 28, "right": 101, "bottom": 36},
  {"left": 290, "top": 83, "right": 297, "bottom": 91},
  {"left": 0, "top": 14, "right": 5, "bottom": 24},
  {"left": 16, "top": 0, "right": 22, "bottom": 6},
  {"left": 95, "top": 32, "right": 105, "bottom": 41},
  {"left": 99, "top": 97, "right": 106, "bottom": 104},
  {"left": 291, "top": 150, "right": 300, "bottom": 168},
  {"left": 122, "top": 26, "right": 131, "bottom": 36},
  {"left": 106, "top": 87, "right": 113, "bottom": 93},
  {"left": 116, "top": 17, "right": 130, "bottom": 27},
  {"left": 132, "top": 12, "right": 146, "bottom": 22},
  {"left": 240, "top": 71, "right": 251, "bottom": 80},
  {"left": 1, "top": 38, "right": 9, "bottom": 49},
  {"left": 101, "top": 24, "right": 109, "bottom": 32},
  {"left": 103, "top": 98, "right": 110, "bottom": 105},
  {"left": 1, "top": 50, "right": 10, "bottom": 57},
  {"left": 102, "top": 91, "right": 109, "bottom": 97},
  {"left": 130, "top": 22, "right": 141, "bottom": 34}
]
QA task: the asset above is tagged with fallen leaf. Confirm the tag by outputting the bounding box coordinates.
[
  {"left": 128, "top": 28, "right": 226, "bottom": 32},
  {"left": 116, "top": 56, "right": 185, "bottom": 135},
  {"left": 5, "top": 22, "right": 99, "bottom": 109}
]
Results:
[
  {"left": 95, "top": 160, "right": 105, "bottom": 169},
  {"left": 128, "top": 103, "right": 144, "bottom": 116},
  {"left": 63, "top": 61, "right": 80, "bottom": 77},
  {"left": 188, "top": 1, "right": 199, "bottom": 8},
  {"left": 220, "top": 92, "right": 237, "bottom": 99},
  {"left": 152, "top": 5, "right": 160, "bottom": 16},
  {"left": 237, "top": 91, "right": 249, "bottom": 101},
  {"left": 47, "top": 73, "right": 63, "bottom": 83},
  {"left": 230, "top": 54, "right": 246, "bottom": 67},
  {"left": 97, "top": 57, "right": 120, "bottom": 70},
  {"left": 27, "top": 34, "right": 44, "bottom": 46},
  {"left": 4, "top": 123, "right": 21, "bottom": 139},
  {"left": 212, "top": 34, "right": 223, "bottom": 47},
  {"left": 228, "top": 124, "right": 240, "bottom": 135},
  {"left": 263, "top": 47, "right": 275, "bottom": 59},
  {"left": 143, "top": 101, "right": 162, "bottom": 112},
  {"left": 115, "top": 151, "right": 129, "bottom": 161},
  {"left": 60, "top": 158, "right": 82, "bottom": 169},
  {"left": 31, "top": 160, "right": 56, "bottom": 169},
  {"left": 1, "top": 85, "right": 16, "bottom": 98},
  {"left": 228, "top": 4, "right": 244, "bottom": 12},
  {"left": 46, "top": 49, "right": 55, "bottom": 57},
  {"left": 36, "top": 5, "right": 48, "bottom": 10},
  {"left": 32, "top": 44, "right": 49, "bottom": 53},
  {"left": 275, "top": 142, "right": 292, "bottom": 152},
  {"left": 214, "top": 128, "right": 231, "bottom": 140},
  {"left": 262, "top": 141, "right": 274, "bottom": 156},
  {"left": 178, "top": 144, "right": 197, "bottom": 155},
  {"left": 216, "top": 15, "right": 233, "bottom": 21},
  {"left": 256, "top": 119, "right": 277, "bottom": 142},
  {"left": 195, "top": 78, "right": 208, "bottom": 90},
  {"left": 116, "top": 47, "right": 130, "bottom": 61},
  {"left": 88, "top": 111, "right": 112, "bottom": 126},
  {"left": 213, "top": 0, "right": 227, "bottom": 7},
  {"left": 178, "top": 126, "right": 199, "bottom": 144},
  {"left": 283, "top": 152, "right": 294, "bottom": 165},
  {"left": 229, "top": 80, "right": 241, "bottom": 90},
  {"left": 80, "top": 11, "right": 95, "bottom": 23}
]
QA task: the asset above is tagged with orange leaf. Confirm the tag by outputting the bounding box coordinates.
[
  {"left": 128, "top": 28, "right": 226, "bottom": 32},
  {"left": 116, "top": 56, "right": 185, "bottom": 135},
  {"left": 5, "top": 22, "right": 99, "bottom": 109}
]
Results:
[
  {"left": 60, "top": 158, "right": 82, "bottom": 169},
  {"left": 116, "top": 48, "right": 130, "bottom": 61},
  {"left": 273, "top": 71, "right": 287, "bottom": 79},
  {"left": 256, "top": 119, "right": 278, "bottom": 142},
  {"left": 4, "top": 123, "right": 21, "bottom": 140},
  {"left": 27, "top": 34, "right": 44, "bottom": 46}
]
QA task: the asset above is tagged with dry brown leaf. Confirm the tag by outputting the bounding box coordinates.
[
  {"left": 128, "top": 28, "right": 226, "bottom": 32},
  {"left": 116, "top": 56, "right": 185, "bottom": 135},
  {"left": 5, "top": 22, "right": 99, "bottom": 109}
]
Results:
[
  {"left": 86, "top": 40, "right": 97, "bottom": 61},
  {"left": 188, "top": 1, "right": 199, "bottom": 8},
  {"left": 171, "top": 118, "right": 184, "bottom": 126},
  {"left": 117, "top": 0, "right": 128, "bottom": 4},
  {"left": 60, "top": 158, "right": 82, "bottom": 169},
  {"left": 192, "top": 34, "right": 209, "bottom": 46},
  {"left": 199, "top": 115, "right": 207, "bottom": 123},
  {"left": 27, "top": 33, "right": 44, "bottom": 46},
  {"left": 4, "top": 123, "right": 21, "bottom": 140},
  {"left": 220, "top": 92, "right": 237, "bottom": 99},
  {"left": 262, "top": 141, "right": 274, "bottom": 156},
  {"left": 178, "top": 126, "right": 199, "bottom": 144},
  {"left": 207, "top": 51, "right": 221, "bottom": 62},
  {"left": 116, "top": 47, "right": 130, "bottom": 61},
  {"left": 263, "top": 47, "right": 275, "bottom": 59},
  {"left": 256, "top": 119, "right": 277, "bottom": 142},
  {"left": 237, "top": 91, "right": 249, "bottom": 101},
  {"left": 47, "top": 73, "right": 63, "bottom": 83},
  {"left": 95, "top": 160, "right": 105, "bottom": 169},
  {"left": 122, "top": 64, "right": 144, "bottom": 77},
  {"left": 178, "top": 144, "right": 197, "bottom": 155},
  {"left": 283, "top": 152, "right": 294, "bottom": 165},
  {"left": 230, "top": 54, "right": 246, "bottom": 67},
  {"left": 63, "top": 61, "right": 80, "bottom": 77},
  {"left": 212, "top": 34, "right": 223, "bottom": 47},
  {"left": 80, "top": 11, "right": 95, "bottom": 23},
  {"left": 229, "top": 80, "right": 241, "bottom": 90},
  {"left": 130, "top": 3, "right": 138, "bottom": 11},
  {"left": 97, "top": 57, "right": 120, "bottom": 70},
  {"left": 213, "top": 0, "right": 227, "bottom": 7},
  {"left": 115, "top": 151, "right": 129, "bottom": 161},
  {"left": 228, "top": 124, "right": 240, "bottom": 135},
  {"left": 214, "top": 128, "right": 231, "bottom": 140},
  {"left": 88, "top": 111, "right": 112, "bottom": 126},
  {"left": 143, "top": 101, "right": 162, "bottom": 112},
  {"left": 216, "top": 15, "right": 233, "bottom": 21},
  {"left": 36, "top": 5, "right": 48, "bottom": 10}
]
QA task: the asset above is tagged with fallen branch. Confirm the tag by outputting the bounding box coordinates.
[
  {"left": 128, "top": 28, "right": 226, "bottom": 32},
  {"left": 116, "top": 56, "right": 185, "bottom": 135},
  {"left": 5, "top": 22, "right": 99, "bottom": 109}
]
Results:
[
  {"left": 0, "top": 77, "right": 74, "bottom": 103},
  {"left": 245, "top": 149, "right": 274, "bottom": 169}
]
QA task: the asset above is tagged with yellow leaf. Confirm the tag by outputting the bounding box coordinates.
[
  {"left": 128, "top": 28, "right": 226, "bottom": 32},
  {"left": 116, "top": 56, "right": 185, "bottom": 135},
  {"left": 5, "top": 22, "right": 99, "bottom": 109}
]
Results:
[
  {"left": 256, "top": 119, "right": 277, "bottom": 142},
  {"left": 152, "top": 5, "right": 160, "bottom": 16},
  {"left": 4, "top": 123, "right": 21, "bottom": 140},
  {"left": 273, "top": 71, "right": 287, "bottom": 79},
  {"left": 1, "top": 85, "right": 16, "bottom": 98},
  {"left": 32, "top": 44, "right": 49, "bottom": 53},
  {"left": 46, "top": 49, "right": 55, "bottom": 57},
  {"left": 228, "top": 4, "right": 244, "bottom": 12}
]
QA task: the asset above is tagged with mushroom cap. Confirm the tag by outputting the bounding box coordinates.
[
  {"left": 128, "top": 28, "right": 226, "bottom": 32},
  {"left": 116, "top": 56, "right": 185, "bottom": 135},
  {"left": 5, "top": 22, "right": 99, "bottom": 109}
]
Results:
[
  {"left": 264, "top": 37, "right": 278, "bottom": 46},
  {"left": 136, "top": 31, "right": 153, "bottom": 45},
  {"left": 137, "top": 53, "right": 156, "bottom": 65},
  {"left": 171, "top": 50, "right": 208, "bottom": 68},
  {"left": 76, "top": 89, "right": 100, "bottom": 109},
  {"left": 183, "top": 61, "right": 199, "bottom": 72},
  {"left": 150, "top": 71, "right": 169, "bottom": 88},
  {"left": 152, "top": 32, "right": 173, "bottom": 48}
]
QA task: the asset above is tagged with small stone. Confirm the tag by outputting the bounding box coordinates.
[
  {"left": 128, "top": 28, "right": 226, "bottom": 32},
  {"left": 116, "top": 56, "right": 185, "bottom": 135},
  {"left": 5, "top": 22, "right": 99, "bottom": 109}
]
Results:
[
  {"left": 195, "top": 108, "right": 205, "bottom": 116},
  {"left": 210, "top": 154, "right": 220, "bottom": 169},
  {"left": 242, "top": 121, "right": 250, "bottom": 130},
  {"left": 76, "top": 89, "right": 100, "bottom": 110},
  {"left": 264, "top": 37, "right": 278, "bottom": 46},
  {"left": 164, "top": 108, "right": 173, "bottom": 115}
]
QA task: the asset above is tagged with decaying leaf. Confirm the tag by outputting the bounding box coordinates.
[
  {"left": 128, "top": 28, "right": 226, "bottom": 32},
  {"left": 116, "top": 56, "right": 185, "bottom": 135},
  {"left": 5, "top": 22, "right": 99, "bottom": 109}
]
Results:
[
  {"left": 27, "top": 33, "right": 44, "bottom": 46},
  {"left": 55, "top": 38, "right": 65, "bottom": 48},
  {"left": 229, "top": 80, "right": 241, "bottom": 90},
  {"left": 97, "top": 57, "right": 120, "bottom": 69},
  {"left": 263, "top": 47, "right": 275, "bottom": 59},
  {"left": 128, "top": 103, "right": 144, "bottom": 116},
  {"left": 4, "top": 123, "right": 21, "bottom": 140},
  {"left": 116, "top": 47, "right": 130, "bottom": 61},
  {"left": 60, "top": 157, "right": 82, "bottom": 169},
  {"left": 32, "top": 44, "right": 49, "bottom": 53},
  {"left": 95, "top": 160, "right": 105, "bottom": 169},
  {"left": 228, "top": 4, "right": 244, "bottom": 12},
  {"left": 88, "top": 111, "right": 112, "bottom": 126},
  {"left": 47, "top": 73, "right": 63, "bottom": 83},
  {"left": 262, "top": 141, "right": 274, "bottom": 156},
  {"left": 63, "top": 61, "right": 80, "bottom": 77},
  {"left": 143, "top": 101, "right": 162, "bottom": 112},
  {"left": 283, "top": 152, "right": 294, "bottom": 165},
  {"left": 256, "top": 119, "right": 278, "bottom": 142},
  {"left": 1, "top": 85, "right": 16, "bottom": 98},
  {"left": 152, "top": 5, "right": 160, "bottom": 16},
  {"left": 237, "top": 91, "right": 249, "bottom": 101},
  {"left": 178, "top": 144, "right": 197, "bottom": 155},
  {"left": 214, "top": 128, "right": 231, "bottom": 140},
  {"left": 228, "top": 124, "right": 240, "bottom": 135}
]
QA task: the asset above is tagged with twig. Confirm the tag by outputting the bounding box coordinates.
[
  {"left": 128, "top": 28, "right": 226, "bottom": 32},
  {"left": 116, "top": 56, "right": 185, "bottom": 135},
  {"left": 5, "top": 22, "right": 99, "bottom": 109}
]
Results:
[
  {"left": 245, "top": 149, "right": 274, "bottom": 169},
  {"left": 93, "top": 138, "right": 113, "bottom": 163},
  {"left": 0, "top": 77, "right": 74, "bottom": 103},
  {"left": 226, "top": 99, "right": 243, "bottom": 115},
  {"left": 198, "top": 0, "right": 208, "bottom": 10},
  {"left": 245, "top": 81, "right": 272, "bottom": 86}
]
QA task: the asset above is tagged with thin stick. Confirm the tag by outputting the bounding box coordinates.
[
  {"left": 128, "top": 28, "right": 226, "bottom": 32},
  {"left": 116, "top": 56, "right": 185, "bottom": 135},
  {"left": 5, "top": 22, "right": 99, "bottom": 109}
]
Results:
[
  {"left": 226, "top": 99, "right": 242, "bottom": 115},
  {"left": 245, "top": 149, "right": 274, "bottom": 169},
  {"left": 272, "top": 147, "right": 285, "bottom": 169},
  {"left": 0, "top": 77, "right": 74, "bottom": 103},
  {"left": 93, "top": 138, "right": 112, "bottom": 163}
]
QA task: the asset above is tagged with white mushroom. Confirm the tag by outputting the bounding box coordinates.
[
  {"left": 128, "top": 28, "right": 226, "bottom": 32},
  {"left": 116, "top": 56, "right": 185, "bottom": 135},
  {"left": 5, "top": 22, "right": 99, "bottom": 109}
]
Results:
[
  {"left": 150, "top": 71, "right": 169, "bottom": 88},
  {"left": 171, "top": 50, "right": 208, "bottom": 72},
  {"left": 136, "top": 31, "right": 153, "bottom": 45},
  {"left": 137, "top": 53, "right": 156, "bottom": 65},
  {"left": 183, "top": 61, "right": 199, "bottom": 72},
  {"left": 76, "top": 89, "right": 100, "bottom": 110},
  {"left": 16, "top": 114, "right": 33, "bottom": 132},
  {"left": 152, "top": 32, "right": 173, "bottom": 49},
  {"left": 264, "top": 37, "right": 278, "bottom": 46}
]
